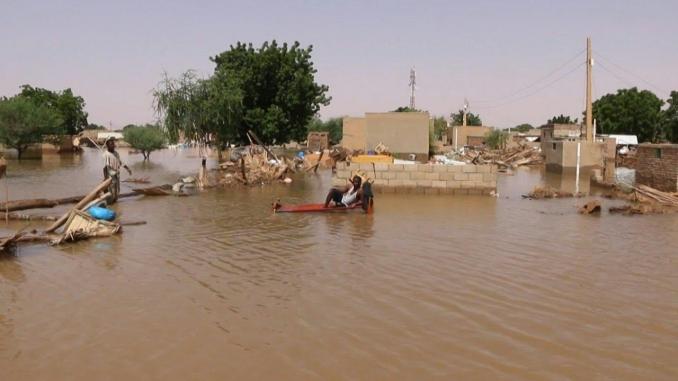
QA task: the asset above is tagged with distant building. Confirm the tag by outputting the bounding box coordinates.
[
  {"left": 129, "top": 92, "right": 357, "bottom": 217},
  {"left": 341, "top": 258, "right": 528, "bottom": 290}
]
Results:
[
  {"left": 540, "top": 123, "right": 582, "bottom": 142},
  {"left": 97, "top": 132, "right": 124, "bottom": 143},
  {"left": 307, "top": 131, "right": 329, "bottom": 152},
  {"left": 636, "top": 144, "right": 678, "bottom": 192},
  {"left": 446, "top": 125, "right": 493, "bottom": 148},
  {"left": 342, "top": 112, "right": 430, "bottom": 161}
]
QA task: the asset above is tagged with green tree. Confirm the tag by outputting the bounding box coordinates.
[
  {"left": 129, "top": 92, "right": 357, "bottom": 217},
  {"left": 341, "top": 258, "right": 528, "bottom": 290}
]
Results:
[
  {"left": 512, "top": 123, "right": 533, "bottom": 132},
  {"left": 485, "top": 129, "right": 508, "bottom": 149},
  {"left": 450, "top": 110, "right": 482, "bottom": 126},
  {"left": 593, "top": 87, "right": 664, "bottom": 143},
  {"left": 547, "top": 114, "right": 578, "bottom": 124},
  {"left": 307, "top": 117, "right": 343, "bottom": 144},
  {"left": 154, "top": 70, "right": 243, "bottom": 152},
  {"left": 432, "top": 116, "right": 448, "bottom": 140},
  {"left": 210, "top": 41, "right": 330, "bottom": 144},
  {"left": 19, "top": 85, "right": 88, "bottom": 135},
  {"left": 393, "top": 106, "right": 420, "bottom": 112},
  {"left": 123, "top": 125, "right": 166, "bottom": 160},
  {"left": 661, "top": 91, "right": 678, "bottom": 143},
  {"left": 0, "top": 96, "right": 63, "bottom": 159}
]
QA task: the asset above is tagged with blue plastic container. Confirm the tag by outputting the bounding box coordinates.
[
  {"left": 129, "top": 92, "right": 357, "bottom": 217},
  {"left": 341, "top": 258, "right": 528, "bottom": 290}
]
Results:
[{"left": 87, "top": 206, "right": 116, "bottom": 221}]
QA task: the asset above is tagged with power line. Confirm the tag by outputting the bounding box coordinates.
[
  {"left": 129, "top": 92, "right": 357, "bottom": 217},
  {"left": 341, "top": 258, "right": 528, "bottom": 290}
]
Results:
[
  {"left": 474, "top": 62, "right": 585, "bottom": 110},
  {"left": 594, "top": 50, "right": 669, "bottom": 94},
  {"left": 596, "top": 61, "right": 636, "bottom": 88},
  {"left": 472, "top": 48, "right": 585, "bottom": 105}
]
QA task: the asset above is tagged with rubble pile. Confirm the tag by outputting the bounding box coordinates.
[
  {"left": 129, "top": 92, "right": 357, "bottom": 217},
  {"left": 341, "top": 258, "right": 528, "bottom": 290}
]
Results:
[
  {"left": 525, "top": 186, "right": 580, "bottom": 199},
  {"left": 606, "top": 184, "right": 678, "bottom": 215},
  {"left": 453, "top": 145, "right": 544, "bottom": 169},
  {"left": 218, "top": 150, "right": 292, "bottom": 186}
]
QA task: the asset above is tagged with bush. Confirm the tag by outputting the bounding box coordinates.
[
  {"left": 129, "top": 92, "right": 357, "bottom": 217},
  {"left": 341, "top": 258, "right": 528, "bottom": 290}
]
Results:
[
  {"left": 123, "top": 125, "right": 166, "bottom": 160},
  {"left": 485, "top": 129, "right": 508, "bottom": 150}
]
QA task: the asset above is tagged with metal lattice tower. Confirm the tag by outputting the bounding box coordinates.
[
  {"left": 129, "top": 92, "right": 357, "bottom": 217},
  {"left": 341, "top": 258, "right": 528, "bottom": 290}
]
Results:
[{"left": 409, "top": 68, "right": 416, "bottom": 109}]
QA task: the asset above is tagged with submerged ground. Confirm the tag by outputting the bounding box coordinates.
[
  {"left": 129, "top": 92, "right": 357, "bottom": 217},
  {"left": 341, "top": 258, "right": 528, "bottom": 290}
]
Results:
[{"left": 1, "top": 148, "right": 677, "bottom": 380}]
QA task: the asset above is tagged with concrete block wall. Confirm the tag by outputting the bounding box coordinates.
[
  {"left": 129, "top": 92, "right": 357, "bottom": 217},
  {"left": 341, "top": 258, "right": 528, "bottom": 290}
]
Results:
[
  {"left": 333, "top": 162, "right": 497, "bottom": 195},
  {"left": 636, "top": 144, "right": 678, "bottom": 192}
]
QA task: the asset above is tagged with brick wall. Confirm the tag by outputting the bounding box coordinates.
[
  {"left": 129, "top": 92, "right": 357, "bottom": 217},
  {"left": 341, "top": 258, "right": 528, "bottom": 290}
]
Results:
[
  {"left": 636, "top": 144, "right": 678, "bottom": 192},
  {"left": 333, "top": 162, "right": 497, "bottom": 195}
]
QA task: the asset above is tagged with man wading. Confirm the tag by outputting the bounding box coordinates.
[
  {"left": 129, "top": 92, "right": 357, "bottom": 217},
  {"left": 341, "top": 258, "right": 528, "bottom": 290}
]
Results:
[{"left": 103, "top": 137, "right": 131, "bottom": 204}]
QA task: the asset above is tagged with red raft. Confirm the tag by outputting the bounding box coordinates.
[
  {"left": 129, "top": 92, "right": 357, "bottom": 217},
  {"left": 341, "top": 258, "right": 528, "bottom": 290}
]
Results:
[{"left": 273, "top": 199, "right": 373, "bottom": 214}]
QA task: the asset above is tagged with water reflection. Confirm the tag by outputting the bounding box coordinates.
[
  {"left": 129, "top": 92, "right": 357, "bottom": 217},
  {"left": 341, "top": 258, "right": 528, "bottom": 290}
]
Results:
[{"left": 543, "top": 167, "right": 592, "bottom": 194}]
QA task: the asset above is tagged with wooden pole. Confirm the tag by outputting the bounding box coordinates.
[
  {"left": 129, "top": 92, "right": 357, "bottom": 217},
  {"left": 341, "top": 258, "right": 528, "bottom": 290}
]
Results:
[
  {"left": 247, "top": 130, "right": 279, "bottom": 163},
  {"left": 313, "top": 150, "right": 325, "bottom": 173},
  {"left": 4, "top": 179, "right": 8, "bottom": 224},
  {"left": 45, "top": 178, "right": 112, "bottom": 233},
  {"left": 585, "top": 37, "right": 593, "bottom": 142}
]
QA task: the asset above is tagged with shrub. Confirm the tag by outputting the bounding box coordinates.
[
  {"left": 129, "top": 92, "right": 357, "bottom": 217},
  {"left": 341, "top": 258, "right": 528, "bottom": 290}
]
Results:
[{"left": 123, "top": 125, "right": 166, "bottom": 160}]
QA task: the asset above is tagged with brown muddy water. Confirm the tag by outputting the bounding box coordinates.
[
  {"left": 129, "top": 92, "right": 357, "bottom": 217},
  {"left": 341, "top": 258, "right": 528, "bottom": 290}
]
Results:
[{"left": 1, "top": 149, "right": 677, "bottom": 380}]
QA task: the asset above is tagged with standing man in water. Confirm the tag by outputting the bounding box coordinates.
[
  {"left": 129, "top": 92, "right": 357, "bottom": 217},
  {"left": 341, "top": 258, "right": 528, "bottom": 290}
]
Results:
[{"left": 103, "top": 137, "right": 132, "bottom": 204}]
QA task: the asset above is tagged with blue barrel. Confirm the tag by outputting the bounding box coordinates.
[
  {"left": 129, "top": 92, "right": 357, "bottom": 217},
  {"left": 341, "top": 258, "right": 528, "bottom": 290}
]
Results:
[{"left": 88, "top": 206, "right": 116, "bottom": 221}]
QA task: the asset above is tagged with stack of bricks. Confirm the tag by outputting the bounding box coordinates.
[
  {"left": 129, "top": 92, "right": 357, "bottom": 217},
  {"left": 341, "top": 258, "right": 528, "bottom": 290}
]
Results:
[
  {"left": 636, "top": 144, "right": 678, "bottom": 192},
  {"left": 333, "top": 161, "right": 497, "bottom": 195}
]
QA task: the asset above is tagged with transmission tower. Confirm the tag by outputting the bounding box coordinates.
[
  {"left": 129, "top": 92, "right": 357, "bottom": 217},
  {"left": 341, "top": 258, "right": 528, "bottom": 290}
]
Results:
[{"left": 409, "top": 68, "right": 416, "bottom": 109}]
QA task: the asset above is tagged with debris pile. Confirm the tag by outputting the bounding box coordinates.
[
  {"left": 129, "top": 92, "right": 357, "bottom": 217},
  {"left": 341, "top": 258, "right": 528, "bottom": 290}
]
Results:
[
  {"left": 218, "top": 150, "right": 292, "bottom": 186},
  {"left": 578, "top": 200, "right": 601, "bottom": 214},
  {"left": 606, "top": 185, "right": 678, "bottom": 215},
  {"left": 453, "top": 145, "right": 544, "bottom": 169},
  {"left": 525, "top": 186, "right": 580, "bottom": 199}
]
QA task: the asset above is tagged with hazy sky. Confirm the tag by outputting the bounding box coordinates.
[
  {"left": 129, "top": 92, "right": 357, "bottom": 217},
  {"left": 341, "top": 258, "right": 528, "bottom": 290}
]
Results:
[{"left": 2, "top": 0, "right": 677, "bottom": 129}]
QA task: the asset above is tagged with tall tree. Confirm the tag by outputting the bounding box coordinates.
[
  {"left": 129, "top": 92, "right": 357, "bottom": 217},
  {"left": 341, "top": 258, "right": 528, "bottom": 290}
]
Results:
[
  {"left": 153, "top": 70, "right": 243, "bottom": 151},
  {"left": 592, "top": 87, "right": 664, "bottom": 143},
  {"left": 661, "top": 91, "right": 678, "bottom": 143},
  {"left": 211, "top": 41, "right": 330, "bottom": 144},
  {"left": 450, "top": 109, "right": 482, "bottom": 126},
  {"left": 0, "top": 96, "right": 63, "bottom": 159},
  {"left": 19, "top": 85, "right": 88, "bottom": 135},
  {"left": 547, "top": 114, "right": 578, "bottom": 124}
]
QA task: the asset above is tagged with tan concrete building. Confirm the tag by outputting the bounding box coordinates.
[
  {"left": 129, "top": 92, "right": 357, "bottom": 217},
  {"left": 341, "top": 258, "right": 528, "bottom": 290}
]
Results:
[
  {"left": 543, "top": 140, "right": 605, "bottom": 170},
  {"left": 342, "top": 112, "right": 430, "bottom": 160},
  {"left": 540, "top": 123, "right": 582, "bottom": 142},
  {"left": 446, "top": 125, "right": 493, "bottom": 148}
]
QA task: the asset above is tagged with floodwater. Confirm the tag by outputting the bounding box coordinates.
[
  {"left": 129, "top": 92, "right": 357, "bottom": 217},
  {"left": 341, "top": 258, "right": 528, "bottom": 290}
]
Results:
[{"left": 1, "top": 149, "right": 677, "bottom": 380}]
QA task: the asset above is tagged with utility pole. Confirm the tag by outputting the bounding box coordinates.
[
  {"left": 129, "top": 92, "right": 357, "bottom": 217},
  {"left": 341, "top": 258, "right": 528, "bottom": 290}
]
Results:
[
  {"left": 585, "top": 37, "right": 593, "bottom": 142},
  {"left": 462, "top": 98, "right": 469, "bottom": 127},
  {"left": 409, "top": 68, "right": 416, "bottom": 110}
]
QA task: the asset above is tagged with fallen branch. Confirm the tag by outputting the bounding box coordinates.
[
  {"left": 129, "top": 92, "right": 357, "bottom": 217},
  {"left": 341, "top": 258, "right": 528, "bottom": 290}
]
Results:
[
  {"left": 0, "top": 192, "right": 137, "bottom": 212},
  {"left": 0, "top": 212, "right": 58, "bottom": 221}
]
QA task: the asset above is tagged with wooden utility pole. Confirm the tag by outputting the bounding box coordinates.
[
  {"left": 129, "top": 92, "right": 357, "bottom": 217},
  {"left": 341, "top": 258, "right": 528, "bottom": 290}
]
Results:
[{"left": 585, "top": 37, "right": 593, "bottom": 142}]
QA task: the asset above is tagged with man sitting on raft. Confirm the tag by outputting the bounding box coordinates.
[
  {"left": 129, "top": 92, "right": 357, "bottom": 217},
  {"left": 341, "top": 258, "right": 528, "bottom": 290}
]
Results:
[{"left": 324, "top": 175, "right": 365, "bottom": 208}]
